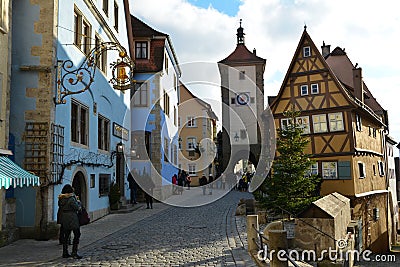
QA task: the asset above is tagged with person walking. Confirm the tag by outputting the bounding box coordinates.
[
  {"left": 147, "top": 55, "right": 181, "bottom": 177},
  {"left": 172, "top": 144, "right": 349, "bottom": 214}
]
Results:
[
  {"left": 127, "top": 170, "right": 138, "bottom": 204},
  {"left": 177, "top": 172, "right": 184, "bottom": 195},
  {"left": 221, "top": 173, "right": 226, "bottom": 190},
  {"left": 172, "top": 174, "right": 177, "bottom": 194},
  {"left": 208, "top": 174, "right": 214, "bottom": 195},
  {"left": 144, "top": 178, "right": 155, "bottom": 209},
  {"left": 199, "top": 174, "right": 207, "bottom": 195},
  {"left": 186, "top": 175, "right": 191, "bottom": 190},
  {"left": 58, "top": 184, "right": 82, "bottom": 259}
]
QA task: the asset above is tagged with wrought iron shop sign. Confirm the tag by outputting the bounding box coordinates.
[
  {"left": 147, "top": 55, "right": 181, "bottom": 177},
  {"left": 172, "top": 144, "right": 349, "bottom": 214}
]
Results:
[{"left": 113, "top": 122, "right": 129, "bottom": 141}]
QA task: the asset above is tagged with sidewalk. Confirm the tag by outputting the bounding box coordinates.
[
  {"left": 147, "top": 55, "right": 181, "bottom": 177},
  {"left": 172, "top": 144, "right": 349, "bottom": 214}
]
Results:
[{"left": 0, "top": 203, "right": 170, "bottom": 266}]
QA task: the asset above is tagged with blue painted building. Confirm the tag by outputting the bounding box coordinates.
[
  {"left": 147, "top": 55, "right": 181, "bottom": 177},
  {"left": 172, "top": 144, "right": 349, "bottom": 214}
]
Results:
[
  {"left": 9, "top": 0, "right": 134, "bottom": 238},
  {"left": 129, "top": 16, "right": 181, "bottom": 200}
]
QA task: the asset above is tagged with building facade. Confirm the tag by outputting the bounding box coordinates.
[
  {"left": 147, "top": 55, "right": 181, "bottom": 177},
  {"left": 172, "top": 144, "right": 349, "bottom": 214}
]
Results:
[
  {"left": 178, "top": 82, "right": 218, "bottom": 185},
  {"left": 270, "top": 28, "right": 392, "bottom": 252},
  {"left": 9, "top": 0, "right": 133, "bottom": 239},
  {"left": 129, "top": 16, "right": 181, "bottom": 200}
]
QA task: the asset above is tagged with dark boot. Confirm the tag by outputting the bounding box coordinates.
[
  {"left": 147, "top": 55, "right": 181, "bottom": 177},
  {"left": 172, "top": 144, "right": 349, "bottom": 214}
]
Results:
[
  {"left": 62, "top": 244, "right": 70, "bottom": 258},
  {"left": 71, "top": 244, "right": 82, "bottom": 259}
]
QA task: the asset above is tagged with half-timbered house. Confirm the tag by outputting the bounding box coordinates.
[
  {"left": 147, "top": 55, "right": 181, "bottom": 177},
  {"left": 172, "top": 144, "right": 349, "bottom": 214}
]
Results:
[{"left": 269, "top": 27, "right": 391, "bottom": 252}]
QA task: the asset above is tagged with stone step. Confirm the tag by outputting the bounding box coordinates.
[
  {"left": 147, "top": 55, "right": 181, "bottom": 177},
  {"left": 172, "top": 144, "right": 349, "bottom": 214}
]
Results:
[{"left": 109, "top": 203, "right": 144, "bottom": 214}]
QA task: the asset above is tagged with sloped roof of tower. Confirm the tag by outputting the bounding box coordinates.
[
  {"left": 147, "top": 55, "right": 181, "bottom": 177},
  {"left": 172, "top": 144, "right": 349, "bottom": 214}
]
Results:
[
  {"left": 219, "top": 21, "right": 265, "bottom": 65},
  {"left": 219, "top": 44, "right": 266, "bottom": 65},
  {"left": 325, "top": 47, "right": 385, "bottom": 114}
]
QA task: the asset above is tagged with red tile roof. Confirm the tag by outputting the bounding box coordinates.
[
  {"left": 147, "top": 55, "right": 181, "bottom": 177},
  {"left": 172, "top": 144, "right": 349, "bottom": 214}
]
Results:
[{"left": 219, "top": 44, "right": 265, "bottom": 65}]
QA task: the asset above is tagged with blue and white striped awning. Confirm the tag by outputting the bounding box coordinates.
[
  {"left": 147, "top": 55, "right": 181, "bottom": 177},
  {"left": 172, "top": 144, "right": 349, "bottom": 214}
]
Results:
[{"left": 0, "top": 156, "right": 40, "bottom": 189}]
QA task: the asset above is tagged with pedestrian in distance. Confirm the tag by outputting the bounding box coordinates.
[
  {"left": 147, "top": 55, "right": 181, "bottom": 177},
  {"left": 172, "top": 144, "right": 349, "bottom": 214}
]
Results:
[
  {"left": 58, "top": 184, "right": 83, "bottom": 259},
  {"left": 172, "top": 174, "right": 178, "bottom": 194},
  {"left": 221, "top": 173, "right": 226, "bottom": 190},
  {"left": 199, "top": 174, "right": 207, "bottom": 195},
  {"left": 127, "top": 169, "right": 138, "bottom": 204},
  {"left": 208, "top": 174, "right": 214, "bottom": 195},
  {"left": 186, "top": 175, "right": 191, "bottom": 190},
  {"left": 177, "top": 172, "right": 184, "bottom": 195},
  {"left": 144, "top": 178, "right": 155, "bottom": 209}
]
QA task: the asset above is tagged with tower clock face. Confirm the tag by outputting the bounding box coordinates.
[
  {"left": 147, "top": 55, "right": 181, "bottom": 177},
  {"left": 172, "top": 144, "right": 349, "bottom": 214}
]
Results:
[{"left": 236, "top": 93, "right": 250, "bottom": 105}]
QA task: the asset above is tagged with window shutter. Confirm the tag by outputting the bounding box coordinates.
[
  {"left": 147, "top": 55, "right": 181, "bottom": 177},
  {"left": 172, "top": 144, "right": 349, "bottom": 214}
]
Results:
[{"left": 338, "top": 161, "right": 351, "bottom": 180}]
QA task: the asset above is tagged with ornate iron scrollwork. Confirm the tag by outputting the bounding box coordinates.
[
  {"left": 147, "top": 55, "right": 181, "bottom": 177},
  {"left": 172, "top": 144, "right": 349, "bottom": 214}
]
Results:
[{"left": 55, "top": 42, "right": 135, "bottom": 104}]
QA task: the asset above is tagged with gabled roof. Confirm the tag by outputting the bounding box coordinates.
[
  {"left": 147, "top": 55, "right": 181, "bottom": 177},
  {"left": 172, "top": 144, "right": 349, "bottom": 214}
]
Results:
[
  {"left": 312, "top": 192, "right": 349, "bottom": 218},
  {"left": 219, "top": 44, "right": 266, "bottom": 65},
  {"left": 180, "top": 82, "right": 218, "bottom": 121},
  {"left": 325, "top": 47, "right": 385, "bottom": 114},
  {"left": 131, "top": 15, "right": 167, "bottom": 38},
  {"left": 269, "top": 29, "right": 385, "bottom": 126}
]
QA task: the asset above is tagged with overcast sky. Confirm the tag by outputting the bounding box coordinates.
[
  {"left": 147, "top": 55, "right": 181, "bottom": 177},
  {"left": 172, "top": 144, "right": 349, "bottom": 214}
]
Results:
[{"left": 129, "top": 0, "right": 400, "bottom": 150}]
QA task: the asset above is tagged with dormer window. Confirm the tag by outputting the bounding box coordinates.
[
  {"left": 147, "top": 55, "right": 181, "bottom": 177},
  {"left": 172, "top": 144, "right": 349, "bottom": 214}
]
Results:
[
  {"left": 303, "top": 46, "right": 311, "bottom": 57},
  {"left": 135, "top": 41, "right": 148, "bottom": 59}
]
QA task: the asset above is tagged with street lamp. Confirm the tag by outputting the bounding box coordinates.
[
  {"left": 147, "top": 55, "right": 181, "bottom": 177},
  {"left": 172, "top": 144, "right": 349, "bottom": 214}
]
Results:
[
  {"left": 116, "top": 142, "right": 124, "bottom": 153},
  {"left": 55, "top": 42, "right": 135, "bottom": 104}
]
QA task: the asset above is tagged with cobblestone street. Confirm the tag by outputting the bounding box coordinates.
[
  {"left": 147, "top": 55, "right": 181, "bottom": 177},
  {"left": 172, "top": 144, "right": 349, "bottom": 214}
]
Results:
[{"left": 40, "top": 190, "right": 256, "bottom": 267}]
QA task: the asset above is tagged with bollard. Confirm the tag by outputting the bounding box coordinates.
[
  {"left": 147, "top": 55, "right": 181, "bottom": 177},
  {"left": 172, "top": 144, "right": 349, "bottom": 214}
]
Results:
[
  {"left": 247, "top": 215, "right": 259, "bottom": 252},
  {"left": 269, "top": 229, "right": 288, "bottom": 267}
]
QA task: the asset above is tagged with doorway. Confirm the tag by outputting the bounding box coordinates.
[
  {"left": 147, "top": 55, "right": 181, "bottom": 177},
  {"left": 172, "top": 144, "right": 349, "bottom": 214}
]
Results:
[{"left": 72, "top": 171, "right": 87, "bottom": 208}]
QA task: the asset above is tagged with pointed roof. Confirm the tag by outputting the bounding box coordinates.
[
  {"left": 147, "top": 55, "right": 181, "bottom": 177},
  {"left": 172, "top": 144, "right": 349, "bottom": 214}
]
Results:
[
  {"left": 219, "top": 44, "right": 266, "bottom": 65},
  {"left": 180, "top": 82, "right": 218, "bottom": 121},
  {"left": 131, "top": 15, "right": 168, "bottom": 38},
  {"left": 325, "top": 47, "right": 385, "bottom": 114},
  {"left": 270, "top": 28, "right": 385, "bottom": 126},
  {"left": 219, "top": 21, "right": 265, "bottom": 65}
]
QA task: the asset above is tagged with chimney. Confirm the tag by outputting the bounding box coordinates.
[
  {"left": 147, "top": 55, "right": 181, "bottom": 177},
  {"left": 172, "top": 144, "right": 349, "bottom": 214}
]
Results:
[
  {"left": 253, "top": 48, "right": 256, "bottom": 55},
  {"left": 321, "top": 41, "right": 331, "bottom": 57},
  {"left": 353, "top": 66, "right": 363, "bottom": 103}
]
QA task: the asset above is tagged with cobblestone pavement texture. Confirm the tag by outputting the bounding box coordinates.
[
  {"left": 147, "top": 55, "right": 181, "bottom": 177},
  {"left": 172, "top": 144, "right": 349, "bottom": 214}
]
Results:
[{"left": 0, "top": 191, "right": 257, "bottom": 267}]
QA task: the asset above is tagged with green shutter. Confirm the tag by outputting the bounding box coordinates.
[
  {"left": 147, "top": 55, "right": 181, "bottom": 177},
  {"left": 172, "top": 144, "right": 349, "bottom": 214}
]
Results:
[{"left": 338, "top": 161, "right": 351, "bottom": 180}]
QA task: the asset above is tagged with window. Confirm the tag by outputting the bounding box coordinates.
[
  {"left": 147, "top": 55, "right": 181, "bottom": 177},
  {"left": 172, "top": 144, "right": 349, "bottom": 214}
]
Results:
[
  {"left": 173, "top": 145, "right": 178, "bottom": 165},
  {"left": 187, "top": 116, "right": 196, "bottom": 127},
  {"left": 135, "top": 41, "right": 148, "bottom": 59},
  {"left": 0, "top": 0, "right": 5, "bottom": 31},
  {"left": 164, "top": 138, "right": 169, "bottom": 162},
  {"left": 311, "top": 84, "right": 319, "bottom": 94},
  {"left": 297, "top": 116, "right": 310, "bottom": 134},
  {"left": 174, "top": 107, "right": 177, "bottom": 126},
  {"left": 373, "top": 164, "right": 376, "bottom": 176},
  {"left": 82, "top": 19, "right": 91, "bottom": 55},
  {"left": 373, "top": 128, "right": 377, "bottom": 138},
  {"left": 98, "top": 115, "right": 110, "bottom": 151},
  {"left": 306, "top": 163, "right": 318, "bottom": 177},
  {"left": 355, "top": 114, "right": 362, "bottom": 131},
  {"left": 132, "top": 82, "right": 148, "bottom": 107},
  {"left": 312, "top": 114, "right": 328, "bottom": 133},
  {"left": 131, "top": 131, "right": 151, "bottom": 160},
  {"left": 322, "top": 162, "right": 337, "bottom": 179},
  {"left": 187, "top": 137, "right": 196, "bottom": 150},
  {"left": 239, "top": 71, "right": 245, "bottom": 80},
  {"left": 240, "top": 129, "right": 247, "bottom": 139},
  {"left": 303, "top": 46, "right": 311, "bottom": 57},
  {"left": 328, "top": 112, "right": 344, "bottom": 132},
  {"left": 90, "top": 174, "right": 95, "bottom": 188},
  {"left": 358, "top": 162, "right": 366, "bottom": 178},
  {"left": 102, "top": 0, "right": 109, "bottom": 16},
  {"left": 368, "top": 126, "right": 372, "bottom": 136},
  {"left": 163, "top": 91, "right": 170, "bottom": 116},
  {"left": 378, "top": 161, "right": 385, "bottom": 176},
  {"left": 164, "top": 55, "right": 169, "bottom": 73},
  {"left": 280, "top": 118, "right": 292, "bottom": 130},
  {"left": 95, "top": 34, "right": 107, "bottom": 73},
  {"left": 231, "top": 98, "right": 236, "bottom": 105},
  {"left": 188, "top": 164, "right": 196, "bottom": 175},
  {"left": 71, "top": 100, "right": 89, "bottom": 146},
  {"left": 113, "top": 2, "right": 119, "bottom": 31},
  {"left": 99, "top": 174, "right": 111, "bottom": 196},
  {"left": 300, "top": 85, "right": 308, "bottom": 96},
  {"left": 74, "top": 9, "right": 81, "bottom": 46},
  {"left": 188, "top": 151, "right": 195, "bottom": 157}
]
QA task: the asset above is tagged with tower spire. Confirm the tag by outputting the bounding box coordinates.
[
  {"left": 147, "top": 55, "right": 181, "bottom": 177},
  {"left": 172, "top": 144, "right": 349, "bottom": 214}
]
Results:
[{"left": 236, "top": 19, "right": 245, "bottom": 45}]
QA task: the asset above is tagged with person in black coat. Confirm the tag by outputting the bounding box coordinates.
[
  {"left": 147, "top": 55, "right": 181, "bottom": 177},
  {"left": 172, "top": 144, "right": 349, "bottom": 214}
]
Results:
[
  {"left": 58, "top": 184, "right": 82, "bottom": 259},
  {"left": 127, "top": 170, "right": 138, "bottom": 204},
  {"left": 199, "top": 174, "right": 208, "bottom": 195}
]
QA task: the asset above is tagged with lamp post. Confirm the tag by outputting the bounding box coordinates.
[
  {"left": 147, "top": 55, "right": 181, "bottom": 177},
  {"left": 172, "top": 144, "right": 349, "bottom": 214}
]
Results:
[{"left": 55, "top": 42, "right": 135, "bottom": 104}]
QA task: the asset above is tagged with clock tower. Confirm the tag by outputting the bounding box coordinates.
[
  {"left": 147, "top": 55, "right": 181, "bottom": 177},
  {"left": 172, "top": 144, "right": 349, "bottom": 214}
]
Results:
[{"left": 218, "top": 20, "right": 266, "bottom": 174}]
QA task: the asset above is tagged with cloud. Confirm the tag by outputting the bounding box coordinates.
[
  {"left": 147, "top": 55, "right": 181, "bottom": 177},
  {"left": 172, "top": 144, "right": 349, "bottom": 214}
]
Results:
[{"left": 130, "top": 0, "right": 400, "bottom": 145}]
